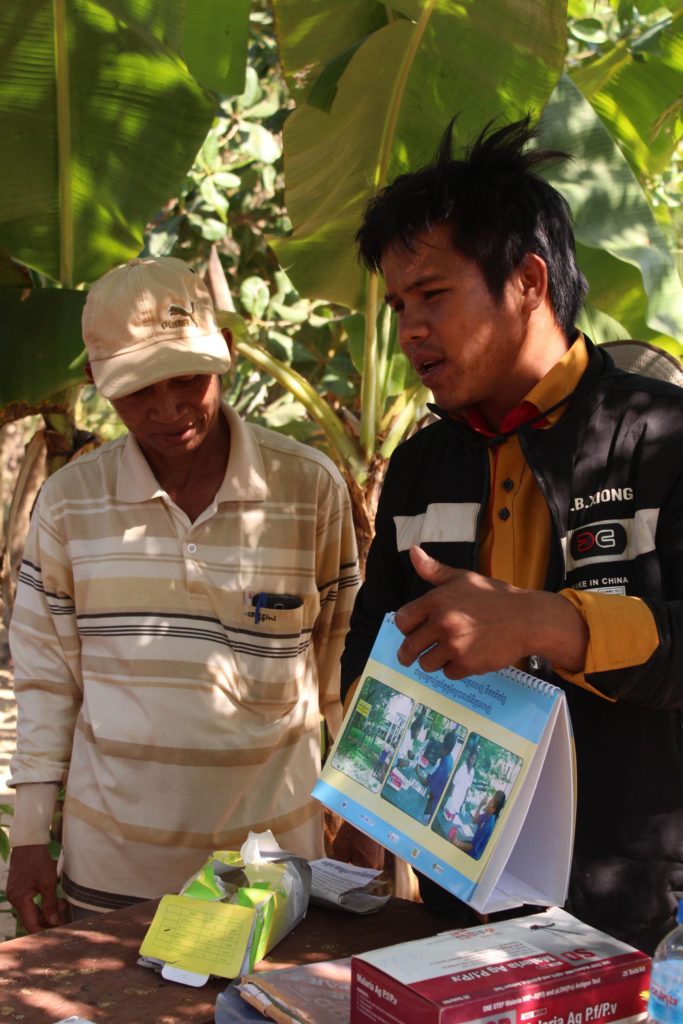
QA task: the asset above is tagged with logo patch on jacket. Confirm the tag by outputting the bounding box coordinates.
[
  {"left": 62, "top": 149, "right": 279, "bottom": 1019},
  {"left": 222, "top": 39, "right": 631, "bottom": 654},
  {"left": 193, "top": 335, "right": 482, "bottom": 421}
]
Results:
[
  {"left": 569, "top": 523, "right": 627, "bottom": 560},
  {"left": 563, "top": 509, "right": 659, "bottom": 572}
]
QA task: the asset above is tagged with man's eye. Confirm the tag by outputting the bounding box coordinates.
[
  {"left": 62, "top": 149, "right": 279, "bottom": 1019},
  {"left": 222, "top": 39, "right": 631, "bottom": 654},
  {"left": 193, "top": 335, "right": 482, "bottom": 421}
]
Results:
[{"left": 424, "top": 289, "right": 444, "bottom": 300}]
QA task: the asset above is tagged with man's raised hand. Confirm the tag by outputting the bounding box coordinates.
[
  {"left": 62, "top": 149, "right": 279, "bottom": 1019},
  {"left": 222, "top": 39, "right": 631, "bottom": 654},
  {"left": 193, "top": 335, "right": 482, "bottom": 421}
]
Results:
[{"left": 394, "top": 546, "right": 587, "bottom": 677}]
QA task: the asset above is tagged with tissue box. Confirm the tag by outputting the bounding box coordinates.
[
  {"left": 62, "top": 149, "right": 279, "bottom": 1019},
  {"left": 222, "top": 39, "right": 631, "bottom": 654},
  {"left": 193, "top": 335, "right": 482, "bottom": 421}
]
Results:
[{"left": 139, "top": 831, "right": 310, "bottom": 986}]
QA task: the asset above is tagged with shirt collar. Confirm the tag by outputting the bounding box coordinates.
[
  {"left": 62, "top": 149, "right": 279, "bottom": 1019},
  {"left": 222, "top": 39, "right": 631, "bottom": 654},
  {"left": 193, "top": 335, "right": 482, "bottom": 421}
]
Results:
[
  {"left": 462, "top": 333, "right": 589, "bottom": 437},
  {"left": 116, "top": 402, "right": 268, "bottom": 504}
]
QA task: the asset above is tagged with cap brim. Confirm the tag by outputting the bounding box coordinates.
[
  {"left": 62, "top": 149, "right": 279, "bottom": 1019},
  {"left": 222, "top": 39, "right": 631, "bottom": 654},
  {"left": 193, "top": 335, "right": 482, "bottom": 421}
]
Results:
[{"left": 90, "top": 332, "right": 232, "bottom": 399}]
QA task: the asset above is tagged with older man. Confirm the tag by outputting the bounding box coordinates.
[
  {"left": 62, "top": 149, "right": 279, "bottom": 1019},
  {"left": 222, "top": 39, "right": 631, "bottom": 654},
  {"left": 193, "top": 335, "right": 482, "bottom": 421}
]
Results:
[{"left": 8, "top": 256, "right": 359, "bottom": 931}]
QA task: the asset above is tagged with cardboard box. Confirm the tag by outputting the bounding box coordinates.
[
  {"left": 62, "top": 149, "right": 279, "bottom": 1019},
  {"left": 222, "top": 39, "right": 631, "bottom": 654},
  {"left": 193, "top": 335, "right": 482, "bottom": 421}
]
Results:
[{"left": 351, "top": 907, "right": 650, "bottom": 1024}]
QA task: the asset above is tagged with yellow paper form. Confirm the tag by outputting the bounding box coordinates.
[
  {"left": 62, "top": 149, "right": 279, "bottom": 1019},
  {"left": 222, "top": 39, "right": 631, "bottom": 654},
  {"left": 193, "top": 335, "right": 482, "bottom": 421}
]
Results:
[{"left": 139, "top": 895, "right": 256, "bottom": 978}]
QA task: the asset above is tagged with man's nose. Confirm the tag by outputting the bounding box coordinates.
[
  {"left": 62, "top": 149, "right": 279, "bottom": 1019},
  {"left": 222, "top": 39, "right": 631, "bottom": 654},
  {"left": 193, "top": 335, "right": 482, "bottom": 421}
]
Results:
[
  {"left": 398, "top": 309, "right": 429, "bottom": 349},
  {"left": 150, "top": 386, "right": 185, "bottom": 421}
]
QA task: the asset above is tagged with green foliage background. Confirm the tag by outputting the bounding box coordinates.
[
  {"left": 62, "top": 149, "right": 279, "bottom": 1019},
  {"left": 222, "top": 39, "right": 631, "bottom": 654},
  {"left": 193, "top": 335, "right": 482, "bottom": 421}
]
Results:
[
  {"left": 148, "top": 0, "right": 683, "bottom": 471},
  {"left": 1, "top": 0, "right": 682, "bottom": 531}
]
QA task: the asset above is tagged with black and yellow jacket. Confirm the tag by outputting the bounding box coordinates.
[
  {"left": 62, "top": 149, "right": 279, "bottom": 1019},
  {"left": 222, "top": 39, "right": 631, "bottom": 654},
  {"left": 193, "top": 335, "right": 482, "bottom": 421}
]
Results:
[{"left": 342, "top": 339, "right": 683, "bottom": 953}]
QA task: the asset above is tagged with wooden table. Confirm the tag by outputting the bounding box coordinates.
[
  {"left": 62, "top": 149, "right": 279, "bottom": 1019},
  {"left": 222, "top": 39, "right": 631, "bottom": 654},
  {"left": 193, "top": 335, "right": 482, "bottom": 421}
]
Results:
[{"left": 0, "top": 897, "right": 446, "bottom": 1023}]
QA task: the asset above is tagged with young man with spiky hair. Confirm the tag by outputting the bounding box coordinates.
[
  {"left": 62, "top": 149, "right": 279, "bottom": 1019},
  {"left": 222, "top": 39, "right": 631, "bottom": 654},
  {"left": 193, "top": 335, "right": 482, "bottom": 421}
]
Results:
[{"left": 340, "top": 118, "right": 683, "bottom": 953}]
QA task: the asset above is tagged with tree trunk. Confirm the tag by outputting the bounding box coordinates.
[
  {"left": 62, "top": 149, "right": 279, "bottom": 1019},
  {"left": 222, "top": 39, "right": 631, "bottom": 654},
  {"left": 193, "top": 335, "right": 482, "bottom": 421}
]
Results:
[{"left": 344, "top": 452, "right": 388, "bottom": 574}]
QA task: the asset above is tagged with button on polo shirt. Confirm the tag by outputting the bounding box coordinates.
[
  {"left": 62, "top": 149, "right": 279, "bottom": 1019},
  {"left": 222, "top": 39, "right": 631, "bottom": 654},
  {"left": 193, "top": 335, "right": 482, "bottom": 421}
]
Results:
[{"left": 463, "top": 398, "right": 550, "bottom": 591}]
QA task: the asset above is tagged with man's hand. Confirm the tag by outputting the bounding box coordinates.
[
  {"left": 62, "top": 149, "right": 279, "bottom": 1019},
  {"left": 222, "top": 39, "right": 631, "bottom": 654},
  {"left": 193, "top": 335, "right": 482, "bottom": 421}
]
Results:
[
  {"left": 394, "top": 546, "right": 588, "bottom": 678},
  {"left": 6, "top": 844, "right": 68, "bottom": 934},
  {"left": 332, "top": 821, "right": 385, "bottom": 870}
]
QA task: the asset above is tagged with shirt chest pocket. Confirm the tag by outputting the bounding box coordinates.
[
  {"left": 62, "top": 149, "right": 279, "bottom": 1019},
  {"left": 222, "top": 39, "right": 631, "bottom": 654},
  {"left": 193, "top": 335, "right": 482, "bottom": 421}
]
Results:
[{"left": 221, "top": 590, "right": 316, "bottom": 712}]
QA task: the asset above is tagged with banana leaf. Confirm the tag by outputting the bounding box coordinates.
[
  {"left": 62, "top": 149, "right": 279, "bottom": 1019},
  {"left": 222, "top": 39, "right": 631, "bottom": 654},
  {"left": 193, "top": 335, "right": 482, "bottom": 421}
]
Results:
[
  {"left": 0, "top": 0, "right": 249, "bottom": 287},
  {"left": 272, "top": 0, "right": 568, "bottom": 311},
  {"left": 0, "top": 288, "right": 87, "bottom": 419},
  {"left": 569, "top": 8, "right": 683, "bottom": 181},
  {"left": 540, "top": 75, "right": 683, "bottom": 349},
  {"left": 273, "top": 0, "right": 388, "bottom": 102}
]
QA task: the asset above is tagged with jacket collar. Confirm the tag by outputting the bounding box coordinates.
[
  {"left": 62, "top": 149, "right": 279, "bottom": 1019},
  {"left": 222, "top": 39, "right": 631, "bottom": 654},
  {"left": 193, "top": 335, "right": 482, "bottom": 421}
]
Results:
[{"left": 431, "top": 336, "right": 620, "bottom": 447}]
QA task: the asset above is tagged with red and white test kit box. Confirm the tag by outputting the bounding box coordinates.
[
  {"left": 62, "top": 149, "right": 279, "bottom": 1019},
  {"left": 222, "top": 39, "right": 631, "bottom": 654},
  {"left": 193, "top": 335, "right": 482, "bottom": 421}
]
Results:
[{"left": 351, "top": 907, "right": 650, "bottom": 1024}]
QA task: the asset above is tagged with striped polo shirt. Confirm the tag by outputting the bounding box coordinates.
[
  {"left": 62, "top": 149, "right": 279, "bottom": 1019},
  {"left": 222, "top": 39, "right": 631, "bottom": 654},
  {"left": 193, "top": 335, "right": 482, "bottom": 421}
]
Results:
[{"left": 9, "top": 404, "right": 360, "bottom": 910}]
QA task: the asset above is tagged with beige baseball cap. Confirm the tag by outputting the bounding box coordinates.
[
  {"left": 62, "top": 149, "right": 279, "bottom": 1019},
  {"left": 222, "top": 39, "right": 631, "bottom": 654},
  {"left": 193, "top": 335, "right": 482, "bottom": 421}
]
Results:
[{"left": 82, "top": 256, "right": 232, "bottom": 399}]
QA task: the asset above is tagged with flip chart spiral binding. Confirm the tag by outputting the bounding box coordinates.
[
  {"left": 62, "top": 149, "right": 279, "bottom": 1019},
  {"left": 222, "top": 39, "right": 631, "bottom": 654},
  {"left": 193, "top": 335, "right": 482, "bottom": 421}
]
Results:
[{"left": 501, "top": 666, "right": 560, "bottom": 693}]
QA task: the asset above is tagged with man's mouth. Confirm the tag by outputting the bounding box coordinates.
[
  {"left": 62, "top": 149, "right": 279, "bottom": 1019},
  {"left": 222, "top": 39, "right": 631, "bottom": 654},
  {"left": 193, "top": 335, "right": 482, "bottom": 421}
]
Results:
[
  {"left": 416, "top": 357, "right": 443, "bottom": 379},
  {"left": 159, "top": 424, "right": 193, "bottom": 439}
]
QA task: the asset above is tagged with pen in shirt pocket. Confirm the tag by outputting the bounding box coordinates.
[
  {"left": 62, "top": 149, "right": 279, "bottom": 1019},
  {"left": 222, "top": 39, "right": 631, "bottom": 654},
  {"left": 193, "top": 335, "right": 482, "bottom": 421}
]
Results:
[{"left": 252, "top": 592, "right": 303, "bottom": 624}]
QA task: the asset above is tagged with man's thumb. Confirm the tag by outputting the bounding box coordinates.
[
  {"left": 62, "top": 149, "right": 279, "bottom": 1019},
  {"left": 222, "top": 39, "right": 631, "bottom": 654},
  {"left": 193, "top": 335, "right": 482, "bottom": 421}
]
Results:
[{"left": 409, "top": 545, "right": 459, "bottom": 584}]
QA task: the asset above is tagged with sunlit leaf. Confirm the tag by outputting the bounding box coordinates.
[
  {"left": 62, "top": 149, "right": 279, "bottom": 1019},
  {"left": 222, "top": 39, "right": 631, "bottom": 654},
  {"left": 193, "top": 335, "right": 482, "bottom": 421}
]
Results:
[
  {"left": 187, "top": 214, "right": 226, "bottom": 241},
  {"left": 570, "top": 11, "right": 683, "bottom": 178},
  {"left": 181, "top": 0, "right": 250, "bottom": 96},
  {"left": 108, "top": 1, "right": 251, "bottom": 95},
  {"left": 540, "top": 75, "right": 683, "bottom": 344},
  {"left": 229, "top": 330, "right": 365, "bottom": 480},
  {"left": 266, "top": 330, "right": 294, "bottom": 363},
  {"left": 0, "top": 2, "right": 227, "bottom": 286},
  {"left": 323, "top": 354, "right": 358, "bottom": 398},
  {"left": 213, "top": 171, "right": 242, "bottom": 189},
  {"left": 240, "top": 276, "right": 271, "bottom": 318},
  {"left": 199, "top": 179, "right": 228, "bottom": 218},
  {"left": 570, "top": 18, "right": 608, "bottom": 43},
  {"left": 269, "top": 300, "right": 309, "bottom": 324},
  {"left": 243, "top": 124, "right": 282, "bottom": 164},
  {"left": 307, "top": 43, "right": 365, "bottom": 113},
  {"left": 143, "top": 220, "right": 181, "bottom": 257},
  {"left": 200, "top": 132, "right": 222, "bottom": 171},
  {"left": 272, "top": 0, "right": 388, "bottom": 98},
  {"left": 273, "top": 0, "right": 567, "bottom": 310},
  {"left": 383, "top": 340, "right": 416, "bottom": 401},
  {"left": 577, "top": 300, "right": 630, "bottom": 346},
  {"left": 344, "top": 312, "right": 366, "bottom": 376}
]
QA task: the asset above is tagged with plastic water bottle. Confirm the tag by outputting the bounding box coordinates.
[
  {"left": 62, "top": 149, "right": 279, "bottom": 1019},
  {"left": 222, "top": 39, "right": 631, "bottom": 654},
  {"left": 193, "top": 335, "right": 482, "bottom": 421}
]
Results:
[{"left": 648, "top": 899, "right": 683, "bottom": 1024}]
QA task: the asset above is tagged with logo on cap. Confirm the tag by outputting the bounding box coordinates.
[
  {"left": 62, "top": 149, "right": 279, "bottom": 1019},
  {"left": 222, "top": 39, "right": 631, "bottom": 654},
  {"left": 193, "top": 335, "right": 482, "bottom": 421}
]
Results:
[{"left": 162, "top": 302, "right": 198, "bottom": 329}]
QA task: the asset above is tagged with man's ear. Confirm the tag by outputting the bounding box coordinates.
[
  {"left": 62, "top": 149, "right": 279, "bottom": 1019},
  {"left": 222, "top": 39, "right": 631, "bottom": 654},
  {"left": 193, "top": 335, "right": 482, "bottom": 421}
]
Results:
[
  {"left": 518, "top": 252, "right": 548, "bottom": 314},
  {"left": 84, "top": 361, "right": 95, "bottom": 384}
]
